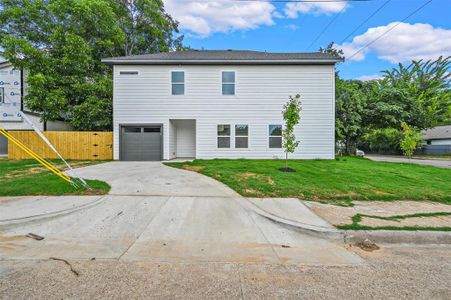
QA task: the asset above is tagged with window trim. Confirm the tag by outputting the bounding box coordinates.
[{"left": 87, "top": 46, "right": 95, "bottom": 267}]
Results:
[
  {"left": 217, "top": 124, "right": 231, "bottom": 148},
  {"left": 234, "top": 124, "right": 249, "bottom": 149},
  {"left": 221, "top": 70, "right": 236, "bottom": 96},
  {"left": 171, "top": 70, "right": 185, "bottom": 96},
  {"left": 268, "top": 124, "right": 283, "bottom": 149}
]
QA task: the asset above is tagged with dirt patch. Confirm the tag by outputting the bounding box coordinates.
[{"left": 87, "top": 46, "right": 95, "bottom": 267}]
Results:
[
  {"left": 239, "top": 172, "right": 257, "bottom": 179},
  {"left": 267, "top": 177, "right": 275, "bottom": 186},
  {"left": 355, "top": 239, "right": 380, "bottom": 252},
  {"left": 0, "top": 235, "right": 26, "bottom": 242},
  {"left": 244, "top": 189, "right": 264, "bottom": 197},
  {"left": 331, "top": 192, "right": 358, "bottom": 198},
  {"left": 182, "top": 165, "right": 205, "bottom": 172},
  {"left": 360, "top": 215, "right": 451, "bottom": 228},
  {"left": 1, "top": 167, "right": 48, "bottom": 179},
  {"left": 306, "top": 200, "right": 451, "bottom": 227},
  {"left": 374, "top": 191, "right": 392, "bottom": 195}
]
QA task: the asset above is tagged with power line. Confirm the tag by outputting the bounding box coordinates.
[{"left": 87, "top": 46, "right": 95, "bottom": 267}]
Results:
[
  {"left": 307, "top": 4, "right": 347, "bottom": 50},
  {"left": 346, "top": 0, "right": 433, "bottom": 61},
  {"left": 235, "top": 0, "right": 372, "bottom": 2},
  {"left": 339, "top": 0, "right": 391, "bottom": 44}
]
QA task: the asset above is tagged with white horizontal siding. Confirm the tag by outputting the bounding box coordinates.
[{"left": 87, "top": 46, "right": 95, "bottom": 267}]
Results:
[{"left": 113, "top": 64, "right": 335, "bottom": 160}]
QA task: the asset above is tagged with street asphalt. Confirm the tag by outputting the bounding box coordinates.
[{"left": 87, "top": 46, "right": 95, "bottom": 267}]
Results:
[
  {"left": 1, "top": 245, "right": 449, "bottom": 299},
  {"left": 366, "top": 154, "right": 451, "bottom": 168}
]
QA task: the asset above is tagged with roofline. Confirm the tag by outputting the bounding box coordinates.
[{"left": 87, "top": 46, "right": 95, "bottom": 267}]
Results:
[
  {"left": 0, "top": 61, "right": 12, "bottom": 68},
  {"left": 102, "top": 58, "right": 343, "bottom": 65},
  {"left": 423, "top": 137, "right": 451, "bottom": 141}
]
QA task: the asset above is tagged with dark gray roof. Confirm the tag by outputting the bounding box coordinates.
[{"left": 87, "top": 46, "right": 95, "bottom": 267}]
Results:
[
  {"left": 421, "top": 125, "right": 451, "bottom": 140},
  {"left": 102, "top": 50, "right": 342, "bottom": 65}
]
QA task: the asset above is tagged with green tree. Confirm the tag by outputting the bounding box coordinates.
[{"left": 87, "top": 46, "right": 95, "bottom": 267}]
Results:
[
  {"left": 335, "top": 78, "right": 371, "bottom": 155},
  {"left": 281, "top": 94, "right": 302, "bottom": 171},
  {"left": 0, "top": 0, "right": 182, "bottom": 130},
  {"left": 372, "top": 56, "right": 451, "bottom": 130},
  {"left": 319, "top": 42, "right": 344, "bottom": 60},
  {"left": 109, "top": 0, "right": 182, "bottom": 56},
  {"left": 400, "top": 122, "right": 422, "bottom": 158}
]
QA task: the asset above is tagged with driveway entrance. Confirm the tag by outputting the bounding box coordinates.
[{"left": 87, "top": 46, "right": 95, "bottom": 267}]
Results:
[
  {"left": 75, "top": 161, "right": 238, "bottom": 197},
  {"left": 0, "top": 162, "right": 363, "bottom": 266}
]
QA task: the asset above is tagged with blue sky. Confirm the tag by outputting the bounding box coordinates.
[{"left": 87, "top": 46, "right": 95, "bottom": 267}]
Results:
[{"left": 164, "top": 0, "right": 451, "bottom": 80}]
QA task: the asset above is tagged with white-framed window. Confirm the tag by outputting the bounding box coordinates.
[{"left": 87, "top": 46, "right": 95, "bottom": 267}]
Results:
[
  {"left": 171, "top": 71, "right": 185, "bottom": 95},
  {"left": 0, "top": 87, "right": 4, "bottom": 103},
  {"left": 217, "top": 124, "right": 231, "bottom": 148},
  {"left": 269, "top": 124, "right": 282, "bottom": 148},
  {"left": 235, "top": 124, "right": 248, "bottom": 148},
  {"left": 222, "top": 71, "right": 235, "bottom": 95}
]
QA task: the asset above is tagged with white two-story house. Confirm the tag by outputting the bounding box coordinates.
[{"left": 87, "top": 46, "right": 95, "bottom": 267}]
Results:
[{"left": 102, "top": 50, "right": 340, "bottom": 161}]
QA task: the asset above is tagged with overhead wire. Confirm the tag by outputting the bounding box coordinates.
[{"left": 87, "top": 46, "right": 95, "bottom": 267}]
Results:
[
  {"left": 339, "top": 0, "right": 391, "bottom": 44},
  {"left": 346, "top": 0, "right": 433, "bottom": 61}
]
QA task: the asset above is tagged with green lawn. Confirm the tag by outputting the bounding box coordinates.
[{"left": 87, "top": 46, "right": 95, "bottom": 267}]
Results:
[
  {"left": 0, "top": 159, "right": 110, "bottom": 196},
  {"left": 165, "top": 157, "right": 451, "bottom": 204}
]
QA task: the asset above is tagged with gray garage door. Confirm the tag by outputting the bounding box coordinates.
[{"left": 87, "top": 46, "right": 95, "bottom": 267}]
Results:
[{"left": 121, "top": 126, "right": 162, "bottom": 161}]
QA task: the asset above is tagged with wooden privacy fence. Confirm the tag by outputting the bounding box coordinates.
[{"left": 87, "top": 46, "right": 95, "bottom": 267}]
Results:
[{"left": 8, "top": 131, "right": 113, "bottom": 160}]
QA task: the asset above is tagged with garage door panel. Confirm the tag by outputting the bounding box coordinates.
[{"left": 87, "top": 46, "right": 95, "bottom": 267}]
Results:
[{"left": 121, "top": 126, "right": 162, "bottom": 161}]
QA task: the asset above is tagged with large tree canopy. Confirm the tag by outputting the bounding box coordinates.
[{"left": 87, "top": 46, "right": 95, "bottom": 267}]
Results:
[
  {"left": 110, "top": 0, "right": 182, "bottom": 56},
  {"left": 370, "top": 56, "right": 451, "bottom": 130},
  {"left": 0, "top": 0, "right": 181, "bottom": 130},
  {"left": 322, "top": 44, "right": 450, "bottom": 155}
]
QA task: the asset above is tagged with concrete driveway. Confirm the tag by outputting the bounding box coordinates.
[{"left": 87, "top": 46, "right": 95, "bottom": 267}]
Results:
[
  {"left": 0, "top": 162, "right": 363, "bottom": 266},
  {"left": 74, "top": 161, "right": 239, "bottom": 197},
  {"left": 367, "top": 154, "right": 451, "bottom": 168}
]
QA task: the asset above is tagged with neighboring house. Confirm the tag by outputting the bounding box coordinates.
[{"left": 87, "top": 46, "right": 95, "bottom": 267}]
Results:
[
  {"left": 0, "top": 60, "right": 71, "bottom": 155},
  {"left": 421, "top": 125, "right": 451, "bottom": 155},
  {"left": 102, "top": 50, "right": 341, "bottom": 161}
]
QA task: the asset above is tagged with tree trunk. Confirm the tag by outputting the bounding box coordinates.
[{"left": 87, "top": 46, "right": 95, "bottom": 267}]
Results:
[
  {"left": 345, "top": 138, "right": 356, "bottom": 155},
  {"left": 285, "top": 152, "right": 288, "bottom": 169}
]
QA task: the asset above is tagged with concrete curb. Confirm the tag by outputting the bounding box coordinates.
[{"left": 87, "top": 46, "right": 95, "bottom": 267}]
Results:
[
  {"left": 239, "top": 198, "right": 343, "bottom": 240},
  {"left": 0, "top": 196, "right": 107, "bottom": 227},
  {"left": 343, "top": 230, "right": 451, "bottom": 245},
  {"left": 241, "top": 199, "right": 451, "bottom": 245}
]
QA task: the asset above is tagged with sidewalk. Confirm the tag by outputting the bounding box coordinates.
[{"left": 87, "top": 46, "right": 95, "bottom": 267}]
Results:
[
  {"left": 0, "top": 195, "right": 105, "bottom": 224},
  {"left": 305, "top": 200, "right": 451, "bottom": 228}
]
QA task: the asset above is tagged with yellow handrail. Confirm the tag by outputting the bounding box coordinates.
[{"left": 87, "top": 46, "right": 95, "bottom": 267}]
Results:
[{"left": 0, "top": 129, "right": 72, "bottom": 183}]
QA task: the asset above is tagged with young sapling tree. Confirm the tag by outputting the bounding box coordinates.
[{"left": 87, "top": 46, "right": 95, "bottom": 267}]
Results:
[{"left": 281, "top": 94, "right": 302, "bottom": 172}]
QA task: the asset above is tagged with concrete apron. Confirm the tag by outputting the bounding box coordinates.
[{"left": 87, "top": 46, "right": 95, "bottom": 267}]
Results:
[{"left": 0, "top": 195, "right": 363, "bottom": 266}]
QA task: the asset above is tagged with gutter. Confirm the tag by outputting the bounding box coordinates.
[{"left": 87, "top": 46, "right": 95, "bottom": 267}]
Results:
[{"left": 101, "top": 59, "right": 343, "bottom": 65}]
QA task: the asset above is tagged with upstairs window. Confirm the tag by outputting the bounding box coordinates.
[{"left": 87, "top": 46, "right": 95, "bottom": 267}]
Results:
[
  {"left": 235, "top": 124, "right": 248, "bottom": 148},
  {"left": 217, "top": 124, "right": 231, "bottom": 148},
  {"left": 171, "top": 71, "right": 185, "bottom": 95},
  {"left": 222, "top": 71, "right": 235, "bottom": 95},
  {"left": 269, "top": 125, "right": 282, "bottom": 148}
]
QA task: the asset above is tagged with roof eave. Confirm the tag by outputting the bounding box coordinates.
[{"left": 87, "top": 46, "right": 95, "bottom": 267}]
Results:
[{"left": 102, "top": 59, "right": 342, "bottom": 65}]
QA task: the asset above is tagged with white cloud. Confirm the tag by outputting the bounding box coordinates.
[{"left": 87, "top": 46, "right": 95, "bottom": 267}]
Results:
[
  {"left": 285, "top": 24, "right": 299, "bottom": 31},
  {"left": 356, "top": 74, "right": 383, "bottom": 81},
  {"left": 284, "top": 0, "right": 348, "bottom": 18},
  {"left": 163, "top": 0, "right": 276, "bottom": 36},
  {"left": 339, "top": 22, "right": 451, "bottom": 63}
]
